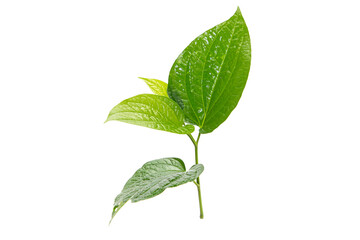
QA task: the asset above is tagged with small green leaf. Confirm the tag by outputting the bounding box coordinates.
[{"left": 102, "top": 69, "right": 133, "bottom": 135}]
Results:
[
  {"left": 167, "top": 7, "right": 251, "bottom": 133},
  {"left": 110, "top": 158, "right": 204, "bottom": 222},
  {"left": 139, "top": 77, "right": 168, "bottom": 97},
  {"left": 105, "top": 94, "right": 194, "bottom": 134}
]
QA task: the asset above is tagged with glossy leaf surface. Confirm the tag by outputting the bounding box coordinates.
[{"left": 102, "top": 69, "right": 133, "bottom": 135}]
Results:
[
  {"left": 139, "top": 77, "right": 168, "bottom": 96},
  {"left": 167, "top": 7, "right": 251, "bottom": 133},
  {"left": 105, "top": 94, "right": 194, "bottom": 134},
  {"left": 111, "top": 158, "right": 204, "bottom": 221}
]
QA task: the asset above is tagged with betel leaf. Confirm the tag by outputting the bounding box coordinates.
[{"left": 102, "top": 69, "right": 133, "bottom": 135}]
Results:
[
  {"left": 167, "top": 7, "right": 251, "bottom": 133},
  {"left": 139, "top": 77, "right": 168, "bottom": 97},
  {"left": 105, "top": 94, "right": 194, "bottom": 134},
  {"left": 111, "top": 158, "right": 204, "bottom": 221}
]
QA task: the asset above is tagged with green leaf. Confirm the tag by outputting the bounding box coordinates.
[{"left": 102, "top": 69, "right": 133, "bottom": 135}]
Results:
[
  {"left": 139, "top": 77, "right": 168, "bottom": 97},
  {"left": 167, "top": 7, "right": 251, "bottom": 133},
  {"left": 105, "top": 94, "right": 194, "bottom": 134},
  {"left": 110, "top": 158, "right": 204, "bottom": 221}
]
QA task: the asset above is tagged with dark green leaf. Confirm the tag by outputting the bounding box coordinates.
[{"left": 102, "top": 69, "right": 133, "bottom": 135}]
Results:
[
  {"left": 105, "top": 94, "right": 194, "bottom": 134},
  {"left": 167, "top": 7, "right": 251, "bottom": 133},
  {"left": 139, "top": 77, "right": 168, "bottom": 97},
  {"left": 110, "top": 158, "right": 204, "bottom": 221}
]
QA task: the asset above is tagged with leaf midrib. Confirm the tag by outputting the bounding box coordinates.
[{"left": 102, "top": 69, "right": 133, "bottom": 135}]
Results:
[
  {"left": 201, "top": 22, "right": 237, "bottom": 127},
  {"left": 200, "top": 24, "right": 226, "bottom": 124}
]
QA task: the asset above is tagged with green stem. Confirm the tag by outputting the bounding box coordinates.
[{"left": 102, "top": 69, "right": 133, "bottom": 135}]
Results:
[{"left": 187, "top": 132, "right": 204, "bottom": 219}]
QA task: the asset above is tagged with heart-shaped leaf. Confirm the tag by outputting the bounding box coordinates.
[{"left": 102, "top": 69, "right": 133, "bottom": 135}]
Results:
[
  {"left": 105, "top": 94, "right": 194, "bottom": 134},
  {"left": 110, "top": 158, "right": 204, "bottom": 221},
  {"left": 139, "top": 77, "right": 168, "bottom": 97},
  {"left": 167, "top": 7, "right": 251, "bottom": 133}
]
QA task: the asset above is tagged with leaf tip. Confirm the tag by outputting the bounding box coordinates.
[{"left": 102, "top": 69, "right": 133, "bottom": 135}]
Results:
[
  {"left": 109, "top": 204, "right": 121, "bottom": 224},
  {"left": 234, "top": 6, "right": 243, "bottom": 18},
  {"left": 104, "top": 116, "right": 111, "bottom": 124}
]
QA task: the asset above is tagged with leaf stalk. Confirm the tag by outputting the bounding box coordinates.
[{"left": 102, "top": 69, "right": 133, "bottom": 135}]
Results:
[{"left": 187, "top": 132, "right": 204, "bottom": 219}]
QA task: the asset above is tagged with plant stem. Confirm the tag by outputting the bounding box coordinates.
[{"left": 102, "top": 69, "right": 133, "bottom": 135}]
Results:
[{"left": 187, "top": 132, "right": 204, "bottom": 219}]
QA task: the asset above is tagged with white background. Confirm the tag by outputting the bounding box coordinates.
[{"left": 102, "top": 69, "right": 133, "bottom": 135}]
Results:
[{"left": 1, "top": 0, "right": 359, "bottom": 239}]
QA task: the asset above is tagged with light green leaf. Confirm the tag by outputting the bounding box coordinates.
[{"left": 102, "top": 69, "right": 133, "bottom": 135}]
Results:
[
  {"left": 139, "top": 77, "right": 168, "bottom": 97},
  {"left": 110, "top": 158, "right": 204, "bottom": 221},
  {"left": 167, "top": 7, "right": 251, "bottom": 133},
  {"left": 105, "top": 94, "right": 194, "bottom": 134}
]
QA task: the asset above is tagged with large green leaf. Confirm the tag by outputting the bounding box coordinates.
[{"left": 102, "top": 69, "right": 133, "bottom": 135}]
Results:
[
  {"left": 139, "top": 77, "right": 168, "bottom": 97},
  {"left": 167, "top": 7, "right": 251, "bottom": 133},
  {"left": 110, "top": 158, "right": 204, "bottom": 221},
  {"left": 105, "top": 94, "right": 194, "bottom": 134}
]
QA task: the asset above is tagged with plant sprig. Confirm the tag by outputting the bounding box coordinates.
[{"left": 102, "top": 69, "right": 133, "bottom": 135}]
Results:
[{"left": 106, "top": 7, "right": 251, "bottom": 222}]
